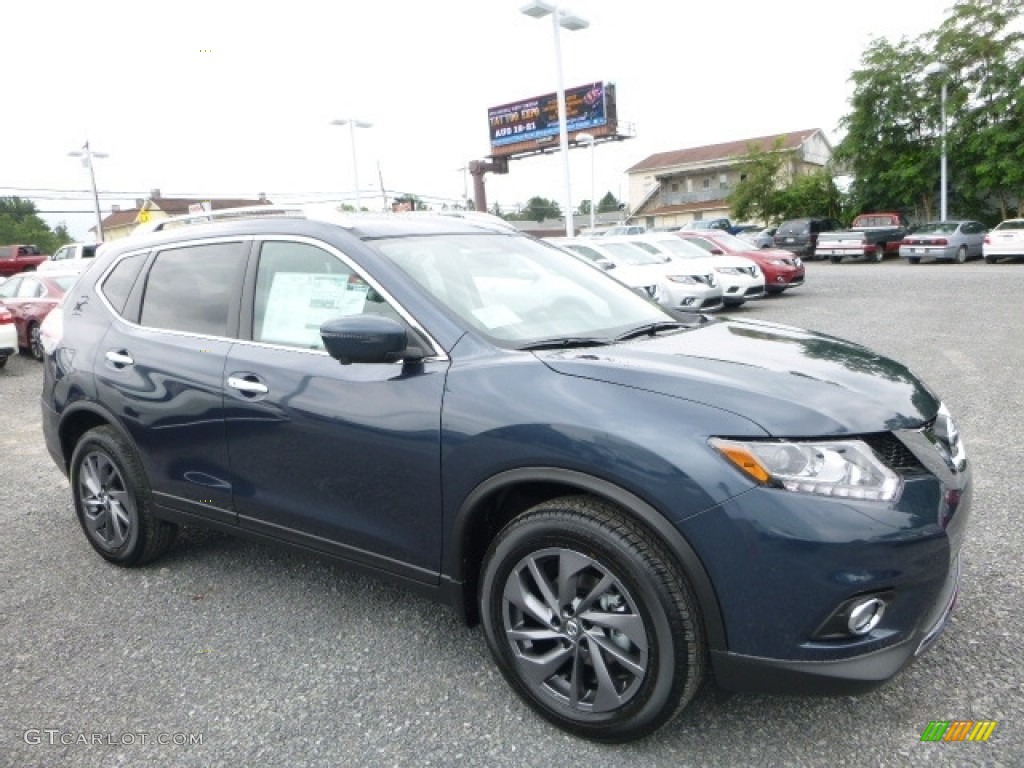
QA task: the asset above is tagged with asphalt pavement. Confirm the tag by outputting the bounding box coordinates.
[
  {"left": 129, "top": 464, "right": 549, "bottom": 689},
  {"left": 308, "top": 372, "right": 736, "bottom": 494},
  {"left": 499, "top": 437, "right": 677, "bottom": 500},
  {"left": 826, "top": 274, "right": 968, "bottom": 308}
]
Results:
[{"left": 1, "top": 259, "right": 1021, "bottom": 767}]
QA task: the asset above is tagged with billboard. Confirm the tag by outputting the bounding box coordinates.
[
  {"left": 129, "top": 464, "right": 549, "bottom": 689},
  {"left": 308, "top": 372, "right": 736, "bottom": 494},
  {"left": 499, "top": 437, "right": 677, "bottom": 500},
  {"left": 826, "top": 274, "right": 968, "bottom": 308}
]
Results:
[{"left": 488, "top": 82, "right": 612, "bottom": 153}]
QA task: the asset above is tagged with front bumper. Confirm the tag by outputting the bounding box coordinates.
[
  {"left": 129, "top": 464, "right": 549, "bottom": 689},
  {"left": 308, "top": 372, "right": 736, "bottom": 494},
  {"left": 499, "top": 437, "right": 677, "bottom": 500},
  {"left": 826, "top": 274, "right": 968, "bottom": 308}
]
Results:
[{"left": 710, "top": 554, "right": 960, "bottom": 695}]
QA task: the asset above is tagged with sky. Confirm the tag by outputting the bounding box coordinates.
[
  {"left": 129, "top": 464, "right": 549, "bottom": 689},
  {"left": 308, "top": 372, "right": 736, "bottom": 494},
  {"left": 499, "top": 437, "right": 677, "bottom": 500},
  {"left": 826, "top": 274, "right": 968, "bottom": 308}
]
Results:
[{"left": 4, "top": 0, "right": 958, "bottom": 240}]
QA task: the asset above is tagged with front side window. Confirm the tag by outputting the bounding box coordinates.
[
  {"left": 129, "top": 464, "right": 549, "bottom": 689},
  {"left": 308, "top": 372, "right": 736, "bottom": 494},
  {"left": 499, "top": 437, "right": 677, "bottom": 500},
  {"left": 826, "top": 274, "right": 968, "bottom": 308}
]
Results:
[
  {"left": 253, "top": 240, "right": 402, "bottom": 350},
  {"left": 140, "top": 242, "right": 247, "bottom": 336}
]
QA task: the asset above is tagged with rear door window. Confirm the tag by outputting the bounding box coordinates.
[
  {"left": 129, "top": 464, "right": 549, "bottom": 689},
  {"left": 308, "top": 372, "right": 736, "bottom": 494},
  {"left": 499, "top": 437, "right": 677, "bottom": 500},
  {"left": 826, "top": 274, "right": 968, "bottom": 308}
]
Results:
[{"left": 139, "top": 241, "right": 248, "bottom": 337}]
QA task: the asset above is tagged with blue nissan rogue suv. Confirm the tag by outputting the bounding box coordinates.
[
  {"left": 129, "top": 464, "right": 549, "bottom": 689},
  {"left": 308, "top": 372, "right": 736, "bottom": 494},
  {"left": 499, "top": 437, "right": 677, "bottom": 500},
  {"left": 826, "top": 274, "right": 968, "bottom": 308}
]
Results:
[{"left": 40, "top": 208, "right": 970, "bottom": 742}]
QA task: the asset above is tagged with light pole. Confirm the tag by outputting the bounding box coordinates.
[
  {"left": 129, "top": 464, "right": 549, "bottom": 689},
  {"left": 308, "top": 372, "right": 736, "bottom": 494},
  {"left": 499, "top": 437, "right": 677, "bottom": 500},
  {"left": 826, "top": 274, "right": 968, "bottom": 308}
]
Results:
[
  {"left": 923, "top": 61, "right": 949, "bottom": 221},
  {"left": 330, "top": 118, "right": 373, "bottom": 211},
  {"left": 576, "top": 132, "right": 595, "bottom": 232},
  {"left": 456, "top": 166, "right": 469, "bottom": 209},
  {"left": 68, "top": 141, "right": 108, "bottom": 242},
  {"left": 520, "top": 1, "right": 590, "bottom": 237}
]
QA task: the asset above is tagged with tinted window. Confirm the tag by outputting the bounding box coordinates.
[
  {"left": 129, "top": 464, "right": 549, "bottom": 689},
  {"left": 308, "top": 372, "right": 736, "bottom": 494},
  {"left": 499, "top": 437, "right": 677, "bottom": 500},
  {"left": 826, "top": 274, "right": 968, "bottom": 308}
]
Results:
[
  {"left": 778, "top": 220, "right": 809, "bottom": 235},
  {"left": 102, "top": 253, "right": 149, "bottom": 315},
  {"left": 140, "top": 242, "right": 247, "bottom": 336},
  {"left": 253, "top": 240, "right": 401, "bottom": 350}
]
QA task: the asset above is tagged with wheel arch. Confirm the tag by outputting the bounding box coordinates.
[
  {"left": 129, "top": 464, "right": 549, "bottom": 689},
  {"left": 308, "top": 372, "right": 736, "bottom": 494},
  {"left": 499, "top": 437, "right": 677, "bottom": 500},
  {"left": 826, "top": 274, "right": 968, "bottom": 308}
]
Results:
[
  {"left": 57, "top": 402, "right": 134, "bottom": 472},
  {"left": 446, "top": 466, "right": 727, "bottom": 650}
]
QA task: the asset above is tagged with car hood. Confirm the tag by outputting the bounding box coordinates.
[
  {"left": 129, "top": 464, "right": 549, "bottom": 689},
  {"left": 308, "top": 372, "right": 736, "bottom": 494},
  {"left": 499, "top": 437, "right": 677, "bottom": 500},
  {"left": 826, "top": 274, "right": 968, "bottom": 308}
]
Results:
[{"left": 538, "top": 317, "right": 938, "bottom": 436}]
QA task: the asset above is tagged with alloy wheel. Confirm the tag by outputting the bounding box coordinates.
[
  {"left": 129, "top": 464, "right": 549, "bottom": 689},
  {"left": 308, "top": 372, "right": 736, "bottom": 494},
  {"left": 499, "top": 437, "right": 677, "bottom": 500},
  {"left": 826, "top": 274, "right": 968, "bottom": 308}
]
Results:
[
  {"left": 501, "top": 547, "right": 649, "bottom": 713},
  {"left": 78, "top": 451, "right": 135, "bottom": 551}
]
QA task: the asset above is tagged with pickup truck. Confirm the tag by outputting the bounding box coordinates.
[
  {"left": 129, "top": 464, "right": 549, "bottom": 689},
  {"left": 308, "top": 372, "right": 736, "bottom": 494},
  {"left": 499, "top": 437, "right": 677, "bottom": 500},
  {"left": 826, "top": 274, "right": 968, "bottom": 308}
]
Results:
[
  {"left": 0, "top": 244, "right": 49, "bottom": 277},
  {"left": 38, "top": 242, "right": 100, "bottom": 274},
  {"left": 813, "top": 213, "right": 911, "bottom": 263}
]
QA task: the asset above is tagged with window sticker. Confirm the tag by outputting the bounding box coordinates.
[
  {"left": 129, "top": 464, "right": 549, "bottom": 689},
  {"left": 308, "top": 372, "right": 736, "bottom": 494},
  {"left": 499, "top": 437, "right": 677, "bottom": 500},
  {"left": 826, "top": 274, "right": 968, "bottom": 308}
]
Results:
[{"left": 261, "top": 273, "right": 368, "bottom": 347}]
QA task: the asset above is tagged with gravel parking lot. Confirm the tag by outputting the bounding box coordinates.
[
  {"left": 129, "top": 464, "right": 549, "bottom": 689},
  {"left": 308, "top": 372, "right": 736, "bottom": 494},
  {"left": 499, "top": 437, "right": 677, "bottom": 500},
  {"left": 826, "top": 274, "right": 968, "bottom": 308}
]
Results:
[{"left": 1, "top": 260, "right": 1021, "bottom": 767}]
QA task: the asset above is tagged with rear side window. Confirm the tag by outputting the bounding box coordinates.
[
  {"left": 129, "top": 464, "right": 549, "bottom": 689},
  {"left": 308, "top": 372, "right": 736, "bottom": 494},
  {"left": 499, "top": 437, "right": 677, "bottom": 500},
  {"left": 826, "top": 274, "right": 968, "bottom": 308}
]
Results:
[
  {"left": 101, "top": 253, "right": 148, "bottom": 314},
  {"left": 140, "top": 242, "right": 247, "bottom": 336}
]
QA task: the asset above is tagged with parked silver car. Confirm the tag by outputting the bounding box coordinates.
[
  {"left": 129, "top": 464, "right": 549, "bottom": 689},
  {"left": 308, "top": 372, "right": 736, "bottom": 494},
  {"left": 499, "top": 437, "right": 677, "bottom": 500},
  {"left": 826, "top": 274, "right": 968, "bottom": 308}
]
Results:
[{"left": 899, "top": 220, "right": 986, "bottom": 264}]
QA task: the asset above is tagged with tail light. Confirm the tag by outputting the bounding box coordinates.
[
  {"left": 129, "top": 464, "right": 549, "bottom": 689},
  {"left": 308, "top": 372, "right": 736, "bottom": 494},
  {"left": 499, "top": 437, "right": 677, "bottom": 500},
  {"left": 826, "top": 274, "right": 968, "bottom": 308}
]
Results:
[
  {"left": 0, "top": 305, "right": 13, "bottom": 325},
  {"left": 984, "top": 235, "right": 991, "bottom": 244}
]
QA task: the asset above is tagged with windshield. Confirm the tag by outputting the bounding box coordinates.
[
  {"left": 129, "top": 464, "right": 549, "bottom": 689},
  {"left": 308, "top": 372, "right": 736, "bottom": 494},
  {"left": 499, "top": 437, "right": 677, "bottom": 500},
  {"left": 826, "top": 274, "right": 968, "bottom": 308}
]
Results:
[
  {"left": 700, "top": 232, "right": 756, "bottom": 251},
  {"left": 374, "top": 233, "right": 671, "bottom": 346},
  {"left": 635, "top": 238, "right": 709, "bottom": 260},
  {"left": 601, "top": 241, "right": 665, "bottom": 266}
]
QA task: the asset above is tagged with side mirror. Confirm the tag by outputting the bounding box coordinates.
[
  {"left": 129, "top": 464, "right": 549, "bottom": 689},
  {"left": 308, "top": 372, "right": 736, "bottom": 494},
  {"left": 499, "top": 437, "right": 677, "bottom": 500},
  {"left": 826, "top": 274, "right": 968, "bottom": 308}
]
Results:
[
  {"left": 321, "top": 315, "right": 423, "bottom": 365},
  {"left": 709, "top": 248, "right": 724, "bottom": 255}
]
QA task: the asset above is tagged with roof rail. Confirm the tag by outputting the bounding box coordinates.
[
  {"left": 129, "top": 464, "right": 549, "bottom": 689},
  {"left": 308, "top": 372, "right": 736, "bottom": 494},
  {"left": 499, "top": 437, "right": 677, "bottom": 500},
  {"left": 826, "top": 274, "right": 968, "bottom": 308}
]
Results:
[{"left": 132, "top": 205, "right": 308, "bottom": 236}]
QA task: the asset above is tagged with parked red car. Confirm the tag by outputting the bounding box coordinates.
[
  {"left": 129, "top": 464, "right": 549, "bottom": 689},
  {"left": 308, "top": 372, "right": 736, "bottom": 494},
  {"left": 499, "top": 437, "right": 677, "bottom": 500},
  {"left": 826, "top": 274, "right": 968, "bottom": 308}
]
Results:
[
  {"left": 0, "top": 244, "right": 49, "bottom": 277},
  {"left": 0, "top": 272, "right": 77, "bottom": 360},
  {"left": 676, "top": 230, "right": 805, "bottom": 293}
]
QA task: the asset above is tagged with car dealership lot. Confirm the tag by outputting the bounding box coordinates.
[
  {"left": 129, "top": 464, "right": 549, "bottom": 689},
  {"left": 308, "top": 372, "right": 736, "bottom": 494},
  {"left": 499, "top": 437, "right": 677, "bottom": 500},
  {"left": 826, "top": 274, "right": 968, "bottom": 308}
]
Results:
[{"left": 2, "top": 261, "right": 1021, "bottom": 766}]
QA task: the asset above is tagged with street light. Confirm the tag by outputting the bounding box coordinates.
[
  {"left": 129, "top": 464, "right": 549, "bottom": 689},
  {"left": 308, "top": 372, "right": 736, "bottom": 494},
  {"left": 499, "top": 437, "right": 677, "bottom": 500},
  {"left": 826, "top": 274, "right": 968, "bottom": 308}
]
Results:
[
  {"left": 67, "top": 140, "right": 108, "bottom": 242},
  {"left": 330, "top": 118, "right": 373, "bottom": 211},
  {"left": 575, "top": 132, "right": 595, "bottom": 232},
  {"left": 923, "top": 61, "right": 949, "bottom": 221},
  {"left": 520, "top": 0, "right": 590, "bottom": 237}
]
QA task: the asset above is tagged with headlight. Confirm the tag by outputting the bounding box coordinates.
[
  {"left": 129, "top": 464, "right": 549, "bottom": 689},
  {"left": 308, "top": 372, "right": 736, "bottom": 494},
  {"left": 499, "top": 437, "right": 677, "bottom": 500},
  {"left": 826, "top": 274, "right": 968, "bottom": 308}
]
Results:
[
  {"left": 768, "top": 259, "right": 787, "bottom": 265},
  {"left": 666, "top": 275, "right": 699, "bottom": 284},
  {"left": 715, "top": 267, "right": 743, "bottom": 275},
  {"left": 710, "top": 438, "right": 902, "bottom": 502}
]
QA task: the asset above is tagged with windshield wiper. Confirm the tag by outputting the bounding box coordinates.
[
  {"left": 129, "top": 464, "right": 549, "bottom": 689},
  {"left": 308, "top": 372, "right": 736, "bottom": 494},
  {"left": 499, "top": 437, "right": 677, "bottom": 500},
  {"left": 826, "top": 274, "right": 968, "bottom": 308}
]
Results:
[
  {"left": 517, "top": 337, "right": 610, "bottom": 351},
  {"left": 614, "top": 321, "right": 689, "bottom": 342}
]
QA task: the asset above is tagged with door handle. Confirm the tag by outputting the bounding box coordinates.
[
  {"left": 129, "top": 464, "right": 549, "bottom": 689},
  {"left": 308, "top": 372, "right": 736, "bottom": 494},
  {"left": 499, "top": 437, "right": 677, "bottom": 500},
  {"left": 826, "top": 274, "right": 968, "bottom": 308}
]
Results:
[
  {"left": 227, "top": 375, "right": 269, "bottom": 395},
  {"left": 105, "top": 350, "right": 134, "bottom": 367}
]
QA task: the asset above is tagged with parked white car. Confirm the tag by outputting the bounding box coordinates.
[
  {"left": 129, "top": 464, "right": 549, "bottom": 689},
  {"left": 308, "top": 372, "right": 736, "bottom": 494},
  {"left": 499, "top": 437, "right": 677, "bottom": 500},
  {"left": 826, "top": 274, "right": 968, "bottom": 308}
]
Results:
[
  {"left": 38, "top": 242, "right": 101, "bottom": 274},
  {"left": 983, "top": 219, "right": 1024, "bottom": 263},
  {"left": 550, "top": 238, "right": 675, "bottom": 305},
  {"left": 612, "top": 234, "right": 764, "bottom": 308}
]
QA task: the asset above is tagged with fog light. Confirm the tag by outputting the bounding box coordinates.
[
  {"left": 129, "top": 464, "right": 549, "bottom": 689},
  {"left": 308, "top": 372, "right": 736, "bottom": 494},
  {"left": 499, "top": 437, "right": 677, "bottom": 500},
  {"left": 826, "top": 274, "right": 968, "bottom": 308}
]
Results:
[
  {"left": 776, "top": 276, "right": 786, "bottom": 283},
  {"left": 848, "top": 597, "right": 886, "bottom": 635},
  {"left": 681, "top": 297, "right": 695, "bottom": 306}
]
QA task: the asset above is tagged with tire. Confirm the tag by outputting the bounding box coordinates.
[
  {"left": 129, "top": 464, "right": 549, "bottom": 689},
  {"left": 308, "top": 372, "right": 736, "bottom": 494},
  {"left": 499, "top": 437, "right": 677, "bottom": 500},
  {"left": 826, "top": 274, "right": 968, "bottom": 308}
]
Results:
[
  {"left": 70, "top": 426, "right": 177, "bottom": 566},
  {"left": 955, "top": 245, "right": 968, "bottom": 264},
  {"left": 28, "top": 322, "right": 43, "bottom": 361},
  {"left": 985, "top": 254, "right": 997, "bottom": 264},
  {"left": 479, "top": 496, "right": 704, "bottom": 742},
  {"left": 909, "top": 257, "right": 921, "bottom": 265},
  {"left": 829, "top": 255, "right": 842, "bottom": 264},
  {"left": 0, "top": 355, "right": 7, "bottom": 369},
  {"left": 872, "top": 246, "right": 884, "bottom": 263}
]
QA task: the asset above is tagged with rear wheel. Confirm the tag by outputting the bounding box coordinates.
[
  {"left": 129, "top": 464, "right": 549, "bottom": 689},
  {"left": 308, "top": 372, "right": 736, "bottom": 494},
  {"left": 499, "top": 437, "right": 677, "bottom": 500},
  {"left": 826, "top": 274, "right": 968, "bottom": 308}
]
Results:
[
  {"left": 829, "top": 255, "right": 842, "bottom": 264},
  {"left": 985, "top": 254, "right": 997, "bottom": 264},
  {"left": 70, "top": 426, "right": 178, "bottom": 566},
  {"left": 0, "top": 355, "right": 7, "bottom": 369},
  {"left": 955, "top": 245, "right": 968, "bottom": 264},
  {"left": 28, "top": 322, "right": 43, "bottom": 361},
  {"left": 872, "top": 246, "right": 885, "bottom": 262},
  {"left": 480, "top": 496, "right": 705, "bottom": 742}
]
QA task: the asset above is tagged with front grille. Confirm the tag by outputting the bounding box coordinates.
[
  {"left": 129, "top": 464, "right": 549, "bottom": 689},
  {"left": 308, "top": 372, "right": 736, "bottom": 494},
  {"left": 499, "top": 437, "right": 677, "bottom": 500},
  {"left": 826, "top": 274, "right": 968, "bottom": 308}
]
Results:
[{"left": 862, "top": 432, "right": 926, "bottom": 473}]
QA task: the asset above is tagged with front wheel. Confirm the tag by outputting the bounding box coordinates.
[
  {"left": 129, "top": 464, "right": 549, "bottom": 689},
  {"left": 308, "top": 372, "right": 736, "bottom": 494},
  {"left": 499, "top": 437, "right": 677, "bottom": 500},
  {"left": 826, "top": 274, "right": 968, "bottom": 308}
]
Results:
[
  {"left": 70, "top": 426, "right": 177, "bottom": 566},
  {"left": 480, "top": 497, "right": 704, "bottom": 742}
]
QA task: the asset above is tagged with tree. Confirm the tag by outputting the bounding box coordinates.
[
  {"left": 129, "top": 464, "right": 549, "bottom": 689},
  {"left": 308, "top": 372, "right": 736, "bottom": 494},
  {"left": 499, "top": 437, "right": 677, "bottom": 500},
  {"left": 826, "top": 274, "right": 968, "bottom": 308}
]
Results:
[
  {"left": 522, "top": 196, "right": 561, "bottom": 223},
  {"left": 931, "top": 0, "right": 1024, "bottom": 219},
  {"left": 727, "top": 140, "right": 787, "bottom": 223},
  {"left": 0, "top": 197, "right": 71, "bottom": 253},
  {"left": 773, "top": 170, "right": 845, "bottom": 222},
  {"left": 833, "top": 0, "right": 1024, "bottom": 224},
  {"left": 597, "top": 191, "right": 621, "bottom": 214},
  {"left": 578, "top": 199, "right": 592, "bottom": 215}
]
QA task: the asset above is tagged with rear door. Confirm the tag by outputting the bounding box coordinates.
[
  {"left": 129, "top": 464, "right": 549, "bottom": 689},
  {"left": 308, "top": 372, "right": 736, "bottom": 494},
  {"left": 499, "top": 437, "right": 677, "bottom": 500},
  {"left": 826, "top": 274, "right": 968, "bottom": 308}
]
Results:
[{"left": 95, "top": 238, "right": 249, "bottom": 524}]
